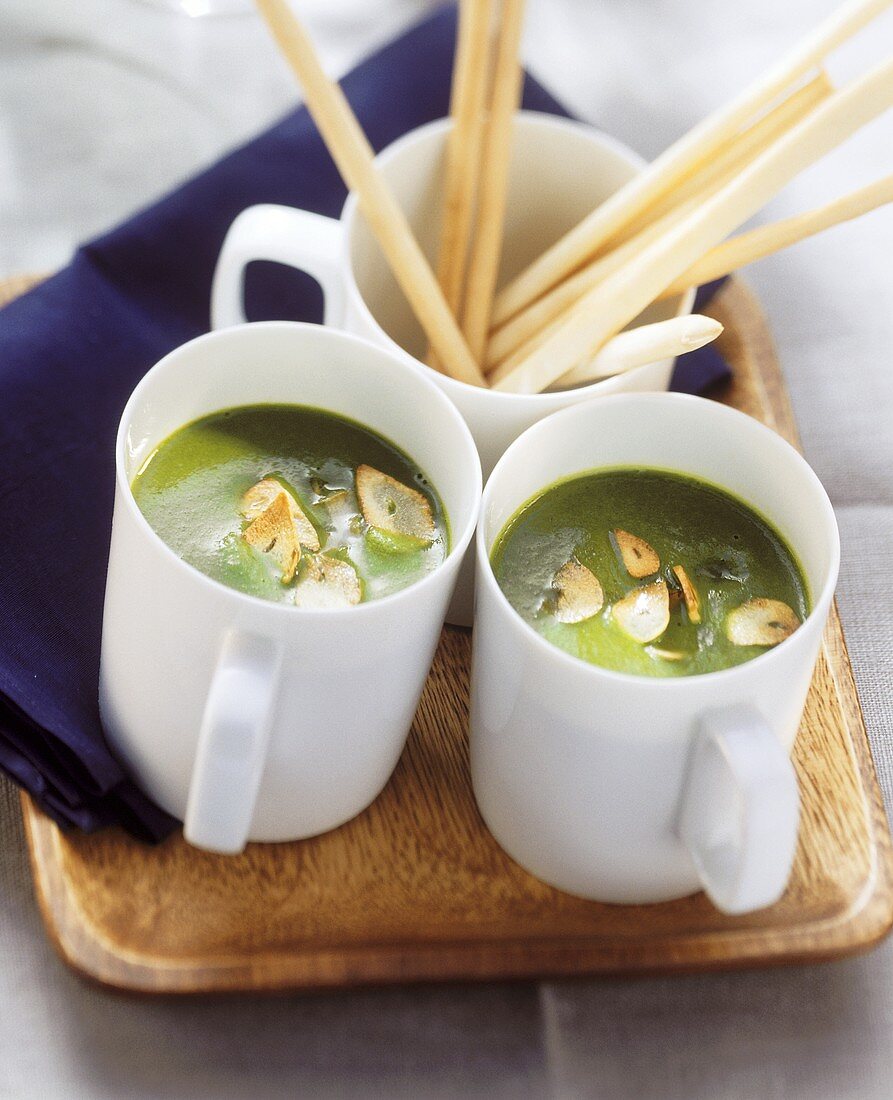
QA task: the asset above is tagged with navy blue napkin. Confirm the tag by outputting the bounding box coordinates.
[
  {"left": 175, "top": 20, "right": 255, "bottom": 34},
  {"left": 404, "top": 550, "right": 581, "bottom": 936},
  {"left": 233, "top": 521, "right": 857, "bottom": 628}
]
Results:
[{"left": 0, "top": 5, "right": 729, "bottom": 841}]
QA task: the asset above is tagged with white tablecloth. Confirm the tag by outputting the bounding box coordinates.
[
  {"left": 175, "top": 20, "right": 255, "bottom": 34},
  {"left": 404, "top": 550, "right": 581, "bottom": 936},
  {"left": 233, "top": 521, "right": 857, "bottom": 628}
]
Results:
[{"left": 1, "top": 1, "right": 892, "bottom": 1096}]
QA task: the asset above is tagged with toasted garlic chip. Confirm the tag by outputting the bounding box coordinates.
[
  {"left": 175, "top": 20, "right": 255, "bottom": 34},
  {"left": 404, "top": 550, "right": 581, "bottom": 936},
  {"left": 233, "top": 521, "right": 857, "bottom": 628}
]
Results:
[
  {"left": 612, "top": 580, "right": 670, "bottom": 644},
  {"left": 553, "top": 559, "right": 604, "bottom": 624},
  {"left": 613, "top": 529, "right": 660, "bottom": 578},
  {"left": 322, "top": 488, "right": 355, "bottom": 530},
  {"left": 671, "top": 564, "right": 701, "bottom": 623},
  {"left": 241, "top": 478, "right": 320, "bottom": 552},
  {"left": 243, "top": 492, "right": 300, "bottom": 584},
  {"left": 240, "top": 477, "right": 282, "bottom": 520},
  {"left": 725, "top": 598, "right": 800, "bottom": 647},
  {"left": 311, "top": 477, "right": 351, "bottom": 514},
  {"left": 646, "top": 646, "right": 688, "bottom": 662},
  {"left": 356, "top": 465, "right": 435, "bottom": 543},
  {"left": 293, "top": 555, "right": 362, "bottom": 610}
]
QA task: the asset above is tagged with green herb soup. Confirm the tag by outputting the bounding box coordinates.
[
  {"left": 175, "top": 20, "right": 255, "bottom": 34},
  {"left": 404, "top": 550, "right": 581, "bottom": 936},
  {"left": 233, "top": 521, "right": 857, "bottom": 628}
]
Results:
[
  {"left": 131, "top": 404, "right": 449, "bottom": 606},
  {"left": 490, "top": 468, "right": 810, "bottom": 678}
]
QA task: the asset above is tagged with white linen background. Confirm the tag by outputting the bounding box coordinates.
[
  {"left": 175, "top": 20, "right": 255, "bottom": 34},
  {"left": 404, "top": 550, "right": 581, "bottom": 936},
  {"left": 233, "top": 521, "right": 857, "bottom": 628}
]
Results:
[{"left": 1, "top": 0, "right": 891, "bottom": 1096}]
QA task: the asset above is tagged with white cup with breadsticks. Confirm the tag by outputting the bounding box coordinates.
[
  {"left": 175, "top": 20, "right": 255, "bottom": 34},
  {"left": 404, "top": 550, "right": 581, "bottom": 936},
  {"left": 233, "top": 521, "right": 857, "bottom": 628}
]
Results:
[
  {"left": 212, "top": 113, "right": 698, "bottom": 621},
  {"left": 213, "top": 0, "right": 893, "bottom": 623}
]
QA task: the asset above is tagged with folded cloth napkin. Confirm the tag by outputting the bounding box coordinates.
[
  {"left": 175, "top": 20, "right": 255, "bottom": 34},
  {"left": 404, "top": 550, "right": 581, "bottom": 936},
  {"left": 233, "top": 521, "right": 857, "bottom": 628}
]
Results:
[{"left": 0, "top": 5, "right": 730, "bottom": 842}]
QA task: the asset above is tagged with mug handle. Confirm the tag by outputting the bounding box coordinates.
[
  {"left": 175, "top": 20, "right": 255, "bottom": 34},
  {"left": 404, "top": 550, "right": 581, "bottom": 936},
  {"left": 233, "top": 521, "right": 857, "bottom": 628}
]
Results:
[
  {"left": 183, "top": 631, "right": 283, "bottom": 854},
  {"left": 677, "top": 706, "right": 800, "bottom": 914},
  {"left": 210, "top": 203, "right": 347, "bottom": 330}
]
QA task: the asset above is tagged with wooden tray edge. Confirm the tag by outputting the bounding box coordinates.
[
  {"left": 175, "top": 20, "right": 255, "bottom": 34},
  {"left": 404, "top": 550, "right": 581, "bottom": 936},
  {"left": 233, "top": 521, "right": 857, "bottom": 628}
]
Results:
[{"left": 21, "top": 776, "right": 893, "bottom": 996}]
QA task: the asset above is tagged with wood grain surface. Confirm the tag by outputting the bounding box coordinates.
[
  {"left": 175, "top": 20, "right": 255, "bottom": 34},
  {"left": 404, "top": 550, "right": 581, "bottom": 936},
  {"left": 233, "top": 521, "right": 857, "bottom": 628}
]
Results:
[{"left": 5, "top": 274, "right": 892, "bottom": 994}]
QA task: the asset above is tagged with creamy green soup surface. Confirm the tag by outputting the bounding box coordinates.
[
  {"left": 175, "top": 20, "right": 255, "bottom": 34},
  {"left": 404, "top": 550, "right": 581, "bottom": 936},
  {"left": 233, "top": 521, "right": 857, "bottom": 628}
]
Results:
[
  {"left": 490, "top": 467, "right": 809, "bottom": 678},
  {"left": 131, "top": 404, "right": 449, "bottom": 606}
]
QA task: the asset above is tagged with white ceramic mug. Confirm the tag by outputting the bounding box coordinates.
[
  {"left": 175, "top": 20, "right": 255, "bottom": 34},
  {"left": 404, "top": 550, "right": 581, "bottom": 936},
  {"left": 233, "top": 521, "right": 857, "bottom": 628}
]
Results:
[
  {"left": 211, "top": 112, "right": 696, "bottom": 624},
  {"left": 471, "top": 393, "right": 840, "bottom": 914},
  {"left": 99, "top": 322, "right": 482, "bottom": 854}
]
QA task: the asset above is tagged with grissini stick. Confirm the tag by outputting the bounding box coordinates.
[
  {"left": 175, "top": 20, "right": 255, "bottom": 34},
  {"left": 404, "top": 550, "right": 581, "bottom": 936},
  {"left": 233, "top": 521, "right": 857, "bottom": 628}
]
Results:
[
  {"left": 432, "top": 0, "right": 495, "bottom": 316},
  {"left": 547, "top": 314, "right": 724, "bottom": 391},
  {"left": 660, "top": 173, "right": 893, "bottom": 298},
  {"left": 489, "top": 0, "right": 893, "bottom": 329},
  {"left": 487, "top": 204, "right": 697, "bottom": 383},
  {"left": 254, "top": 0, "right": 487, "bottom": 387},
  {"left": 609, "top": 71, "right": 834, "bottom": 251},
  {"left": 460, "top": 0, "right": 527, "bottom": 361},
  {"left": 494, "top": 56, "right": 893, "bottom": 395},
  {"left": 485, "top": 70, "right": 832, "bottom": 372}
]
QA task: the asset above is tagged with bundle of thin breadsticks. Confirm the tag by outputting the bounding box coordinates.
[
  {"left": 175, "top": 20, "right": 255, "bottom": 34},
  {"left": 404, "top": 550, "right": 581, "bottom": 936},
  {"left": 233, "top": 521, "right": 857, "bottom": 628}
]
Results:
[{"left": 255, "top": 0, "right": 893, "bottom": 393}]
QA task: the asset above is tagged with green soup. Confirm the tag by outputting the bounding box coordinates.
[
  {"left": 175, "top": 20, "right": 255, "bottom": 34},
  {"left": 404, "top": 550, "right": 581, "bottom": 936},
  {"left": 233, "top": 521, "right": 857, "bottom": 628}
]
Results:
[
  {"left": 131, "top": 404, "right": 449, "bottom": 606},
  {"left": 490, "top": 468, "right": 809, "bottom": 678}
]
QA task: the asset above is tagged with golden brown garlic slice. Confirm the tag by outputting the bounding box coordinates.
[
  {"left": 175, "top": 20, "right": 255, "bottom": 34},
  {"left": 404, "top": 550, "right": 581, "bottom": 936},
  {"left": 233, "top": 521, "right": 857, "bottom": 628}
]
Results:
[
  {"left": 725, "top": 598, "right": 800, "bottom": 647},
  {"left": 646, "top": 646, "right": 688, "bottom": 662},
  {"left": 321, "top": 487, "right": 356, "bottom": 531},
  {"left": 310, "top": 476, "right": 349, "bottom": 504},
  {"left": 243, "top": 491, "right": 300, "bottom": 584},
  {"left": 293, "top": 555, "right": 362, "bottom": 610},
  {"left": 613, "top": 529, "right": 660, "bottom": 578},
  {"left": 312, "top": 480, "right": 353, "bottom": 524},
  {"left": 553, "top": 558, "right": 604, "bottom": 624},
  {"left": 612, "top": 580, "right": 670, "bottom": 643},
  {"left": 671, "top": 564, "right": 701, "bottom": 623},
  {"left": 241, "top": 478, "right": 320, "bottom": 552},
  {"left": 356, "top": 465, "right": 435, "bottom": 543},
  {"left": 240, "top": 477, "right": 283, "bottom": 520}
]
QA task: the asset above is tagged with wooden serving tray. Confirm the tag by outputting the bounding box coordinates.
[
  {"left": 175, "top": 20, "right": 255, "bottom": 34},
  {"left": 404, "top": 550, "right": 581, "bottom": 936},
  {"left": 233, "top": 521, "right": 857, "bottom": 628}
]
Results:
[{"left": 6, "top": 275, "right": 893, "bottom": 993}]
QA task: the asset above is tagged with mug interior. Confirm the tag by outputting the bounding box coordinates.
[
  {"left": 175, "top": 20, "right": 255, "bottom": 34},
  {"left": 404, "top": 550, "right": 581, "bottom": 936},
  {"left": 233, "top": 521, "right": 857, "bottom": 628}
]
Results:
[
  {"left": 120, "top": 322, "right": 482, "bottom": 569},
  {"left": 480, "top": 393, "right": 839, "bottom": 608},
  {"left": 346, "top": 113, "right": 691, "bottom": 364}
]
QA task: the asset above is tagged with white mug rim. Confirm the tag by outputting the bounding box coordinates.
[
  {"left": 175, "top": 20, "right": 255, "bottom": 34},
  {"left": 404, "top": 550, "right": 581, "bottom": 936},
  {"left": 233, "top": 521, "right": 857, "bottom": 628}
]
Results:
[
  {"left": 338, "top": 110, "right": 697, "bottom": 406},
  {"left": 476, "top": 391, "right": 840, "bottom": 689},
  {"left": 115, "top": 320, "right": 483, "bottom": 619}
]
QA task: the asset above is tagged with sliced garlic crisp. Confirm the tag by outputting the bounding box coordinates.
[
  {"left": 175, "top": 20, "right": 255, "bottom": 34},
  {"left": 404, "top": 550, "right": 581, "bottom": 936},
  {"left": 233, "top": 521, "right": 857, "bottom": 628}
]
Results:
[
  {"left": 553, "top": 559, "right": 604, "bottom": 624},
  {"left": 725, "top": 598, "right": 800, "bottom": 647},
  {"left": 310, "top": 476, "right": 348, "bottom": 503},
  {"left": 646, "top": 646, "right": 687, "bottom": 662},
  {"left": 241, "top": 478, "right": 320, "bottom": 552},
  {"left": 243, "top": 491, "right": 301, "bottom": 584},
  {"left": 356, "top": 465, "right": 435, "bottom": 544},
  {"left": 240, "top": 477, "right": 283, "bottom": 521},
  {"left": 612, "top": 580, "right": 670, "bottom": 644},
  {"left": 671, "top": 564, "right": 701, "bottom": 623},
  {"left": 613, "top": 529, "right": 660, "bottom": 578},
  {"left": 293, "top": 555, "right": 362, "bottom": 610}
]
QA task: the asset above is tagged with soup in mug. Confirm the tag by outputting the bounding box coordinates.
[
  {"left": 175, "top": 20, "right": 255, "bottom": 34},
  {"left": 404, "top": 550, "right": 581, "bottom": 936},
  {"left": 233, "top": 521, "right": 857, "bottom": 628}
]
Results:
[
  {"left": 490, "top": 467, "right": 809, "bottom": 677},
  {"left": 131, "top": 404, "right": 449, "bottom": 608}
]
